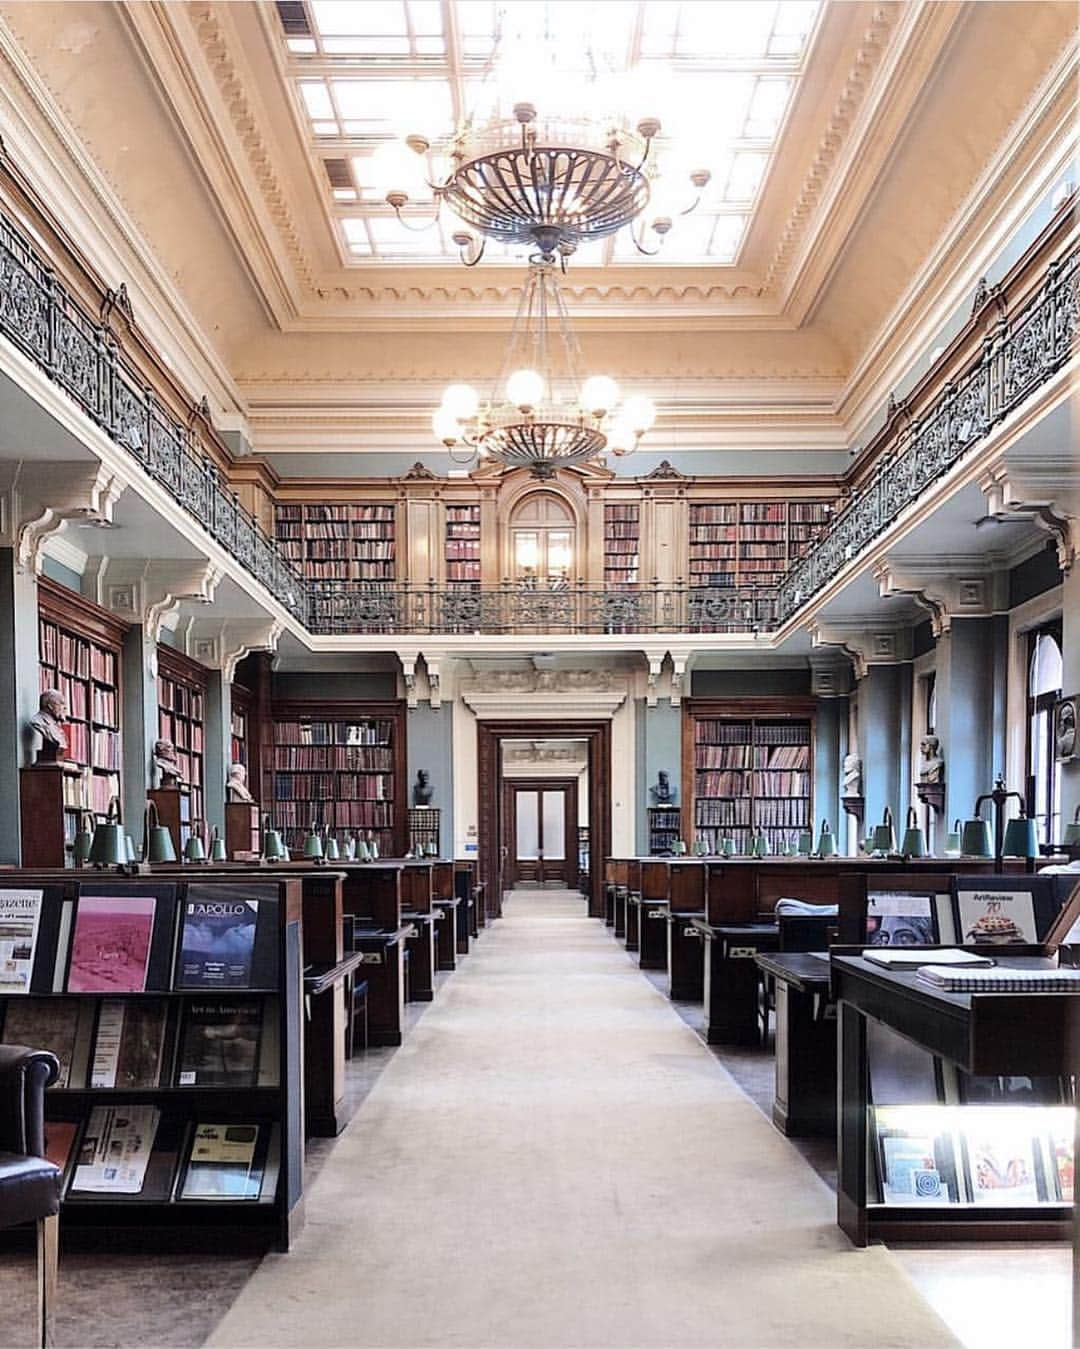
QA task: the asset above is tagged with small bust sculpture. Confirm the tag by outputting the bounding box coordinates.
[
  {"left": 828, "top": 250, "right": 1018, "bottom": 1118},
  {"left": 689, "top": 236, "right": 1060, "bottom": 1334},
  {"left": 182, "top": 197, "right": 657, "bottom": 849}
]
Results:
[
  {"left": 413, "top": 769, "right": 433, "bottom": 806},
  {"left": 842, "top": 753, "right": 863, "bottom": 798},
  {"left": 153, "top": 738, "right": 183, "bottom": 789},
  {"left": 226, "top": 761, "right": 255, "bottom": 803},
  {"left": 918, "top": 734, "right": 945, "bottom": 785},
  {"left": 29, "top": 688, "right": 68, "bottom": 764},
  {"left": 650, "top": 770, "right": 677, "bottom": 805}
]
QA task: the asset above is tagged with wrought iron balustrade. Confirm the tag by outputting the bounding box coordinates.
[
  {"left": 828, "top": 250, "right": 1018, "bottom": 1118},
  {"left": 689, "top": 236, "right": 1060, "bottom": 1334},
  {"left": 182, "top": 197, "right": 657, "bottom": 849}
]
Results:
[
  {"left": 307, "top": 582, "right": 776, "bottom": 636},
  {"left": 776, "top": 249, "right": 1079, "bottom": 624}
]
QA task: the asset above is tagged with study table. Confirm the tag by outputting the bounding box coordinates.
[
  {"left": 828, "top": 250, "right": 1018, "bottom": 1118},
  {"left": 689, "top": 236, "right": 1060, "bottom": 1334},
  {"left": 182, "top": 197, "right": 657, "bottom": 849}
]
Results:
[
  {"left": 754, "top": 952, "right": 834, "bottom": 1137},
  {"left": 691, "top": 919, "right": 778, "bottom": 1044},
  {"left": 433, "top": 896, "right": 461, "bottom": 970},
  {"left": 666, "top": 910, "right": 706, "bottom": 1001},
  {"left": 831, "top": 953, "right": 1077, "bottom": 1246}
]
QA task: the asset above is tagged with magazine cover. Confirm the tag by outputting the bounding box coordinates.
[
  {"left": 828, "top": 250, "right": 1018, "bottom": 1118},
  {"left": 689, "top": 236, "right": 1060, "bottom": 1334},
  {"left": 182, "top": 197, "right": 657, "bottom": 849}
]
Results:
[
  {"left": 177, "top": 999, "right": 262, "bottom": 1087},
  {"left": 966, "top": 1122, "right": 1043, "bottom": 1205},
  {"left": 1, "top": 998, "right": 81, "bottom": 1088},
  {"left": 866, "top": 892, "right": 935, "bottom": 947},
  {"left": 180, "top": 1123, "right": 265, "bottom": 1200},
  {"left": 90, "top": 1000, "right": 168, "bottom": 1089},
  {"left": 70, "top": 1105, "right": 161, "bottom": 1195},
  {"left": 881, "top": 1134, "right": 949, "bottom": 1204},
  {"left": 1046, "top": 1120, "right": 1074, "bottom": 1202},
  {"left": 175, "top": 894, "right": 258, "bottom": 989},
  {"left": 67, "top": 896, "right": 156, "bottom": 993},
  {"left": 955, "top": 888, "right": 1037, "bottom": 945},
  {"left": 0, "top": 889, "right": 44, "bottom": 993}
]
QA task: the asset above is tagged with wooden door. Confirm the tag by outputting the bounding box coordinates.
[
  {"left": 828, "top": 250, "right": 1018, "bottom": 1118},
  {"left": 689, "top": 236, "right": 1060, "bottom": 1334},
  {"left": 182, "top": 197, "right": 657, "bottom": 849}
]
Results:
[{"left": 505, "top": 779, "right": 577, "bottom": 888}]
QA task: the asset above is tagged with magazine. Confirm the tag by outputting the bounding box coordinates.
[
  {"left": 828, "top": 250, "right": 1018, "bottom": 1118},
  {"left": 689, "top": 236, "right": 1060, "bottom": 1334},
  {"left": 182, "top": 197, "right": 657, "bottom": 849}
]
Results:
[
  {"left": 70, "top": 1105, "right": 161, "bottom": 1195},
  {"left": 67, "top": 896, "right": 156, "bottom": 993},
  {"left": 1, "top": 998, "right": 81, "bottom": 1088},
  {"left": 179, "top": 1123, "right": 265, "bottom": 1200},
  {"left": 965, "top": 1123, "right": 1043, "bottom": 1205},
  {"left": 90, "top": 1000, "right": 168, "bottom": 1089},
  {"left": 1047, "top": 1121, "right": 1074, "bottom": 1202},
  {"left": 865, "top": 892, "right": 935, "bottom": 947},
  {"left": 175, "top": 894, "right": 258, "bottom": 989},
  {"left": 0, "top": 889, "right": 44, "bottom": 993},
  {"left": 176, "top": 999, "right": 262, "bottom": 1087},
  {"left": 955, "top": 889, "right": 1037, "bottom": 946},
  {"left": 881, "top": 1134, "right": 950, "bottom": 1204}
]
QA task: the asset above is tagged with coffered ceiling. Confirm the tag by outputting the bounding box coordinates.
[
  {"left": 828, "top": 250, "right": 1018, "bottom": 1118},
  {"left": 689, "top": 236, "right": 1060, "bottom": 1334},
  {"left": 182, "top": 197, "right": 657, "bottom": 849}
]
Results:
[{"left": 0, "top": 0, "right": 1074, "bottom": 459}]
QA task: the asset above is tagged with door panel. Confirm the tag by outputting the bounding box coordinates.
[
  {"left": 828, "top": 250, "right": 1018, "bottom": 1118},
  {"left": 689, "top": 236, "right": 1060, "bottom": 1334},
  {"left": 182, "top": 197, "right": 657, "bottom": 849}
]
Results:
[
  {"left": 506, "top": 780, "right": 578, "bottom": 888},
  {"left": 541, "top": 790, "right": 565, "bottom": 861}
]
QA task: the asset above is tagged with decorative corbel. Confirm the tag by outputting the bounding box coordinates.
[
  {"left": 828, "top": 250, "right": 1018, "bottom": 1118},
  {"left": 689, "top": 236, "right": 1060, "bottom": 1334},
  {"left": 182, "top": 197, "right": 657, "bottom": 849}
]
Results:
[
  {"left": 188, "top": 618, "right": 284, "bottom": 681},
  {"left": 979, "top": 461, "right": 1079, "bottom": 573},
  {"left": 669, "top": 653, "right": 689, "bottom": 706},
  {"left": 399, "top": 651, "right": 420, "bottom": 709},
  {"left": 425, "top": 657, "right": 442, "bottom": 709},
  {"left": 808, "top": 650, "right": 854, "bottom": 698},
  {"left": 94, "top": 558, "right": 222, "bottom": 642},
  {"left": 643, "top": 649, "right": 666, "bottom": 708},
  {"left": 873, "top": 558, "right": 1001, "bottom": 637},
  {"left": 0, "top": 462, "right": 127, "bottom": 574},
  {"left": 809, "top": 620, "right": 913, "bottom": 681}
]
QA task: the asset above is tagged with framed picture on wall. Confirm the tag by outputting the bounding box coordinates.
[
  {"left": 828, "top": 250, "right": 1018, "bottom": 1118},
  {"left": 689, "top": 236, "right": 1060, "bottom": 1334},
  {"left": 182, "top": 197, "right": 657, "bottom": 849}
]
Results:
[{"left": 1054, "top": 694, "right": 1078, "bottom": 763}]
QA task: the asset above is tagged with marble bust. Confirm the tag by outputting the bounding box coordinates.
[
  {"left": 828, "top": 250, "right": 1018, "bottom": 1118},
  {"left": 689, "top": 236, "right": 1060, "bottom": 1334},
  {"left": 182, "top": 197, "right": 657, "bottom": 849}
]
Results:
[
  {"left": 842, "top": 753, "right": 862, "bottom": 798},
  {"left": 226, "top": 761, "right": 255, "bottom": 803},
  {"left": 918, "top": 734, "right": 945, "bottom": 785},
  {"left": 413, "top": 769, "right": 433, "bottom": 806},
  {"left": 29, "top": 689, "right": 68, "bottom": 764},
  {"left": 650, "top": 770, "right": 677, "bottom": 805},
  {"left": 154, "top": 738, "right": 183, "bottom": 789}
]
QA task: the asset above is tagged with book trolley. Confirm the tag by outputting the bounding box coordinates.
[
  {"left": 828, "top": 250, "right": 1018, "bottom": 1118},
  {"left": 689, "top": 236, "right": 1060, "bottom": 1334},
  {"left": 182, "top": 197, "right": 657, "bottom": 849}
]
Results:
[{"left": 0, "top": 875, "right": 305, "bottom": 1249}]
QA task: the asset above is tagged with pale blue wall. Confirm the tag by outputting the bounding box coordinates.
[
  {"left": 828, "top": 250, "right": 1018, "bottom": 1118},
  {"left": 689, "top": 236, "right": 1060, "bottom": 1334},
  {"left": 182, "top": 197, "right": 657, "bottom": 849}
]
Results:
[
  {"left": 0, "top": 554, "right": 41, "bottom": 861},
  {"left": 636, "top": 700, "right": 682, "bottom": 852},
  {"left": 937, "top": 618, "right": 1003, "bottom": 827},
  {"left": 813, "top": 696, "right": 847, "bottom": 843},
  {"left": 122, "top": 626, "right": 158, "bottom": 838},
  {"left": 406, "top": 704, "right": 453, "bottom": 855},
  {"left": 861, "top": 663, "right": 912, "bottom": 844}
]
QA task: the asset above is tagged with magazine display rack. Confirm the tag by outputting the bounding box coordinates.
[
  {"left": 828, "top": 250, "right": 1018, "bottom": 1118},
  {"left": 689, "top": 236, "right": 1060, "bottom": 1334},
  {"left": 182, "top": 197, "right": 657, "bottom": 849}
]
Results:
[{"left": 0, "top": 875, "right": 305, "bottom": 1249}]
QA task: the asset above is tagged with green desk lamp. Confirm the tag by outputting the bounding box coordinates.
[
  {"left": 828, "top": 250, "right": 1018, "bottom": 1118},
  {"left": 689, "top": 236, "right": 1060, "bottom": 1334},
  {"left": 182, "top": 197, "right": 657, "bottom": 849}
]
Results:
[
  {"left": 143, "top": 799, "right": 177, "bottom": 864},
  {"left": 325, "top": 832, "right": 341, "bottom": 862},
  {"left": 943, "top": 818, "right": 962, "bottom": 856},
  {"left": 302, "top": 822, "right": 325, "bottom": 863},
  {"left": 870, "top": 806, "right": 897, "bottom": 855},
  {"left": 967, "top": 777, "right": 1025, "bottom": 872},
  {"left": 88, "top": 797, "right": 128, "bottom": 870},
  {"left": 900, "top": 806, "right": 927, "bottom": 859},
  {"left": 262, "top": 813, "right": 287, "bottom": 862},
  {"left": 721, "top": 837, "right": 736, "bottom": 857},
  {"left": 1002, "top": 808, "right": 1038, "bottom": 869},
  {"left": 796, "top": 828, "right": 813, "bottom": 856},
  {"left": 749, "top": 828, "right": 769, "bottom": 858},
  {"left": 183, "top": 824, "right": 207, "bottom": 864},
  {"left": 72, "top": 810, "right": 97, "bottom": 867},
  {"left": 815, "top": 819, "right": 835, "bottom": 857},
  {"left": 343, "top": 831, "right": 357, "bottom": 861},
  {"left": 209, "top": 825, "right": 228, "bottom": 864}
]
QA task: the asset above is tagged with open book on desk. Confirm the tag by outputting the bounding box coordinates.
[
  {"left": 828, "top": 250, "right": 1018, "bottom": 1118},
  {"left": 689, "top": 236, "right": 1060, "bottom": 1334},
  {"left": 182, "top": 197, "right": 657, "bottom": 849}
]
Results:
[{"left": 862, "top": 947, "right": 993, "bottom": 970}]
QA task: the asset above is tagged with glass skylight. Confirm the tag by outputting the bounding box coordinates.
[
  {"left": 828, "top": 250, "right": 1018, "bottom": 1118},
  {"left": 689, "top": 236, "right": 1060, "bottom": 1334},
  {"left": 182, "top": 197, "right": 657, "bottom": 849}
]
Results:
[{"left": 278, "top": 0, "right": 821, "bottom": 265}]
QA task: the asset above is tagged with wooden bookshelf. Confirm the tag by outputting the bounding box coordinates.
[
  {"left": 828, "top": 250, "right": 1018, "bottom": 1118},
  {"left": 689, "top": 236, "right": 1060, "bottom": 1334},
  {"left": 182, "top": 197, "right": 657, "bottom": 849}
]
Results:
[
  {"left": 683, "top": 700, "right": 815, "bottom": 854},
  {"left": 647, "top": 805, "right": 682, "bottom": 855},
  {"left": 688, "top": 500, "right": 831, "bottom": 590},
  {"left": 0, "top": 874, "right": 305, "bottom": 1249},
  {"left": 275, "top": 503, "right": 396, "bottom": 584},
  {"left": 34, "top": 580, "right": 127, "bottom": 851},
  {"left": 408, "top": 807, "right": 440, "bottom": 855},
  {"left": 231, "top": 684, "right": 251, "bottom": 767},
  {"left": 269, "top": 701, "right": 406, "bottom": 855},
  {"left": 156, "top": 647, "right": 207, "bottom": 847},
  {"left": 445, "top": 503, "right": 481, "bottom": 586},
  {"left": 604, "top": 503, "right": 640, "bottom": 585}
]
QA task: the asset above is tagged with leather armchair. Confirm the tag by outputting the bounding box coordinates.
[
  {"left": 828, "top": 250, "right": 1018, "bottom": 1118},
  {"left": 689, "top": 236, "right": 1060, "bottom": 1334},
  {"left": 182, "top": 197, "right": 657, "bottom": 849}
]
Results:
[{"left": 0, "top": 1045, "right": 62, "bottom": 1348}]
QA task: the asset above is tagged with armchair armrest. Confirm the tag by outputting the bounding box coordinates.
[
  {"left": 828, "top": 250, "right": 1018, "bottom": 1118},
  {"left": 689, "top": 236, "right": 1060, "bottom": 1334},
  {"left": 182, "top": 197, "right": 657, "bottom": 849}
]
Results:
[{"left": 0, "top": 1046, "right": 60, "bottom": 1158}]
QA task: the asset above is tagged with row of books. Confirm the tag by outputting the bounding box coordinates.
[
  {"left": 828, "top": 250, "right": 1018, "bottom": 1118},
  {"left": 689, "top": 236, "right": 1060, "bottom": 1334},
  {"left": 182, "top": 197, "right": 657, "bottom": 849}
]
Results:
[
  {"left": 294, "top": 561, "right": 396, "bottom": 580},
  {"left": 605, "top": 505, "right": 639, "bottom": 523},
  {"left": 752, "top": 771, "right": 810, "bottom": 796},
  {"left": 695, "top": 799, "right": 753, "bottom": 827},
  {"left": 51, "top": 675, "right": 89, "bottom": 721},
  {"left": 689, "top": 506, "right": 738, "bottom": 525},
  {"left": 446, "top": 563, "right": 481, "bottom": 582},
  {"left": 0, "top": 994, "right": 276, "bottom": 1092},
  {"left": 92, "top": 686, "right": 118, "bottom": 726},
  {"left": 446, "top": 539, "right": 480, "bottom": 559},
  {"left": 740, "top": 503, "right": 786, "bottom": 523},
  {"left": 40, "top": 628, "right": 115, "bottom": 681},
  {"left": 275, "top": 720, "right": 393, "bottom": 747},
  {"left": 276, "top": 504, "right": 394, "bottom": 524},
  {"left": 45, "top": 1110, "right": 280, "bottom": 1204},
  {"left": 272, "top": 772, "right": 391, "bottom": 800},
  {"left": 754, "top": 798, "right": 810, "bottom": 828},
  {"left": 604, "top": 569, "right": 639, "bottom": 584},
  {"left": 0, "top": 887, "right": 278, "bottom": 996},
  {"left": 740, "top": 542, "right": 786, "bottom": 558},
  {"left": 272, "top": 800, "right": 394, "bottom": 829},
  {"left": 157, "top": 679, "right": 204, "bottom": 720},
  {"left": 62, "top": 772, "right": 121, "bottom": 816},
  {"left": 875, "top": 1105, "right": 1073, "bottom": 1208},
  {"left": 694, "top": 745, "right": 810, "bottom": 770},
  {"left": 273, "top": 745, "right": 394, "bottom": 771},
  {"left": 695, "top": 770, "right": 751, "bottom": 797},
  {"left": 603, "top": 538, "right": 639, "bottom": 553},
  {"left": 91, "top": 729, "right": 121, "bottom": 770},
  {"left": 695, "top": 721, "right": 754, "bottom": 745}
]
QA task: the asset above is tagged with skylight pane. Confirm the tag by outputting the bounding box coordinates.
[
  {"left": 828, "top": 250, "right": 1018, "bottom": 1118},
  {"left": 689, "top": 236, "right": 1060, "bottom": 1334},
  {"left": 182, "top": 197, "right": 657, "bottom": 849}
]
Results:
[
  {"left": 324, "top": 36, "right": 409, "bottom": 53},
  {"left": 678, "top": 2, "right": 776, "bottom": 57},
  {"left": 408, "top": 0, "right": 443, "bottom": 35},
  {"left": 745, "top": 77, "right": 791, "bottom": 137},
  {"left": 312, "top": 1, "right": 408, "bottom": 36},
  {"left": 640, "top": 2, "right": 678, "bottom": 56},
  {"left": 300, "top": 80, "right": 333, "bottom": 120},
  {"left": 287, "top": 36, "right": 317, "bottom": 53},
  {"left": 709, "top": 215, "right": 747, "bottom": 261},
  {"left": 332, "top": 79, "right": 452, "bottom": 129},
  {"left": 341, "top": 218, "right": 372, "bottom": 254},
  {"left": 457, "top": 0, "right": 497, "bottom": 56},
  {"left": 725, "top": 151, "right": 768, "bottom": 201},
  {"left": 314, "top": 121, "right": 339, "bottom": 136},
  {"left": 771, "top": 2, "right": 819, "bottom": 56},
  {"left": 368, "top": 216, "right": 437, "bottom": 253}
]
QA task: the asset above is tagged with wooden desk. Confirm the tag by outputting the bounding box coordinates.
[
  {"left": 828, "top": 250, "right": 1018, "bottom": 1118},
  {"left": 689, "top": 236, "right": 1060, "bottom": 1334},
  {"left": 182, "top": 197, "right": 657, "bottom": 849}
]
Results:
[
  {"left": 636, "top": 897, "right": 669, "bottom": 971},
  {"left": 832, "top": 954, "right": 1076, "bottom": 1246},
  {"left": 403, "top": 910, "right": 438, "bottom": 1000},
  {"left": 351, "top": 923, "right": 413, "bottom": 1046},
  {"left": 433, "top": 897, "right": 460, "bottom": 970},
  {"left": 666, "top": 910, "right": 706, "bottom": 1001},
  {"left": 693, "top": 920, "right": 778, "bottom": 1045},
  {"left": 755, "top": 952, "right": 834, "bottom": 1138}
]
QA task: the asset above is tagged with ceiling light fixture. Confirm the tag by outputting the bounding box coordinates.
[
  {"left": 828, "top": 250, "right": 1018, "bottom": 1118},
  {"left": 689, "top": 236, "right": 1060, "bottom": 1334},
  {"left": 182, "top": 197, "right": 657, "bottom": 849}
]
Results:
[{"left": 432, "top": 259, "right": 655, "bottom": 477}]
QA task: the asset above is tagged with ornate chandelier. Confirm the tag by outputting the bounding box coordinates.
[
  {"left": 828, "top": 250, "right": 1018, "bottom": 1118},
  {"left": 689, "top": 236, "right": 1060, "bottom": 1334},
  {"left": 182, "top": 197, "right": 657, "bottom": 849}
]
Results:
[
  {"left": 371, "top": 25, "right": 710, "bottom": 266},
  {"left": 431, "top": 261, "right": 655, "bottom": 478}
]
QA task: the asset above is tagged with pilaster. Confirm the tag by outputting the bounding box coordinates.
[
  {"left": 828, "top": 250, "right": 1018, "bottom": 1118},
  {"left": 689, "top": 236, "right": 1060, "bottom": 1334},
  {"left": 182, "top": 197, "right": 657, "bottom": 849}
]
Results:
[{"left": 0, "top": 550, "right": 40, "bottom": 861}]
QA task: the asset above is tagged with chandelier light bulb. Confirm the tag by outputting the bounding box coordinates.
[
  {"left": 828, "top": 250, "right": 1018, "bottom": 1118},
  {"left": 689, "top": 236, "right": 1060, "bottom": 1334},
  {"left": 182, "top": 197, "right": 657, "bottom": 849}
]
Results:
[
  {"left": 581, "top": 375, "right": 620, "bottom": 417},
  {"left": 622, "top": 395, "right": 657, "bottom": 434},
  {"left": 605, "top": 418, "right": 634, "bottom": 457},
  {"left": 506, "top": 368, "right": 545, "bottom": 412},
  {"left": 432, "top": 407, "right": 462, "bottom": 446},
  {"left": 370, "top": 140, "right": 421, "bottom": 205},
  {"left": 441, "top": 383, "right": 480, "bottom": 421}
]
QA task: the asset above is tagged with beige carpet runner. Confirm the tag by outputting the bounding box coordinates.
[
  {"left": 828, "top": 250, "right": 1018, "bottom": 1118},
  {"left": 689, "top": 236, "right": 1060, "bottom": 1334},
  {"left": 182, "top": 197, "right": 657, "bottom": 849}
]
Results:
[{"left": 209, "top": 889, "right": 957, "bottom": 1349}]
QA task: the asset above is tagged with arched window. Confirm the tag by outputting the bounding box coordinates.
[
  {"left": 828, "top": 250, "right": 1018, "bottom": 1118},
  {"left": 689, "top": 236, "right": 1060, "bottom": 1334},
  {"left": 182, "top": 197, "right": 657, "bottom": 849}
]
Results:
[
  {"left": 509, "top": 493, "right": 576, "bottom": 584},
  {"left": 1027, "top": 626, "right": 1063, "bottom": 845}
]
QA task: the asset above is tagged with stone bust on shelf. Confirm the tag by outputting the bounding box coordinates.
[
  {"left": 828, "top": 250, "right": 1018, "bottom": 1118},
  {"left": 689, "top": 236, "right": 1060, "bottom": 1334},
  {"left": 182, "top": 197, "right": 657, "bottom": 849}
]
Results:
[
  {"left": 842, "top": 753, "right": 862, "bottom": 798},
  {"left": 650, "top": 770, "right": 677, "bottom": 805},
  {"left": 153, "top": 738, "right": 183, "bottom": 789},
  {"left": 413, "top": 769, "right": 434, "bottom": 806},
  {"left": 29, "top": 688, "right": 68, "bottom": 764},
  {"left": 918, "top": 734, "right": 945, "bottom": 785},
  {"left": 226, "top": 761, "right": 255, "bottom": 803}
]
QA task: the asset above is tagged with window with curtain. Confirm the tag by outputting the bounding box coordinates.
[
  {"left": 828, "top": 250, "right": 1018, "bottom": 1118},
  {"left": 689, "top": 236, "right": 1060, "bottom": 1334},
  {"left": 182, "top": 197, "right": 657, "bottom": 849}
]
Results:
[{"left": 1026, "top": 625, "right": 1063, "bottom": 846}]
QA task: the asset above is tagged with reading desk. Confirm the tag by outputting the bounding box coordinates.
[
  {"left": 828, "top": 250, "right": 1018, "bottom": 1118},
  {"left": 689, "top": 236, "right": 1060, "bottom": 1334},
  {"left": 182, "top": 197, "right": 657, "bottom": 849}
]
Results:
[{"left": 753, "top": 952, "right": 834, "bottom": 1136}]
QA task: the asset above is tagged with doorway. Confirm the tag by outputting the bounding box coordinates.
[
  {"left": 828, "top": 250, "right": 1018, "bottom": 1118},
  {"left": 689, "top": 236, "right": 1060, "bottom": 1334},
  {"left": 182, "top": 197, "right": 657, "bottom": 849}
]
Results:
[{"left": 505, "top": 777, "right": 578, "bottom": 888}]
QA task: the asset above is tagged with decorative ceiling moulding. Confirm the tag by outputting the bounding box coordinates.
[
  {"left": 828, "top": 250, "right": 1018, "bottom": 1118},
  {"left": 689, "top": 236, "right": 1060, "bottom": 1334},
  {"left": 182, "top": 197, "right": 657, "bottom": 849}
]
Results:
[
  {"left": 461, "top": 669, "right": 629, "bottom": 721},
  {"left": 0, "top": 19, "right": 244, "bottom": 416}
]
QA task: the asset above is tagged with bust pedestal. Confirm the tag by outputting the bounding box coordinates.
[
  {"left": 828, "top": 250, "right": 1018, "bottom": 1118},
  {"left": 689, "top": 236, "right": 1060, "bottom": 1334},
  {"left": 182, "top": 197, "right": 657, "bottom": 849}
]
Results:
[
  {"left": 19, "top": 762, "right": 82, "bottom": 867},
  {"left": 226, "top": 801, "right": 261, "bottom": 860}
]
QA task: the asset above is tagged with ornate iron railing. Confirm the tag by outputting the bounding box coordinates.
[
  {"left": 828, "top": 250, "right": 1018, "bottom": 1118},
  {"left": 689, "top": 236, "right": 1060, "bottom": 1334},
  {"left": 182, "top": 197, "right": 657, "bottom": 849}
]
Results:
[
  {"left": 0, "top": 198, "right": 1075, "bottom": 640},
  {"left": 775, "top": 250, "right": 1079, "bottom": 624},
  {"left": 0, "top": 211, "right": 309, "bottom": 625},
  {"left": 306, "top": 581, "right": 776, "bottom": 636}
]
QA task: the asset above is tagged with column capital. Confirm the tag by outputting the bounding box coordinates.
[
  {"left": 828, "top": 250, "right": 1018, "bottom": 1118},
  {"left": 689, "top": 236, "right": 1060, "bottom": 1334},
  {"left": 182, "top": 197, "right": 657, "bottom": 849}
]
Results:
[
  {"left": 809, "top": 619, "right": 912, "bottom": 681},
  {"left": 185, "top": 617, "right": 284, "bottom": 682},
  {"left": 90, "top": 558, "right": 223, "bottom": 642},
  {"left": 979, "top": 457, "right": 1080, "bottom": 573},
  {"left": 0, "top": 462, "right": 126, "bottom": 573},
  {"left": 808, "top": 649, "right": 854, "bottom": 697},
  {"left": 873, "top": 556, "right": 1006, "bottom": 637}
]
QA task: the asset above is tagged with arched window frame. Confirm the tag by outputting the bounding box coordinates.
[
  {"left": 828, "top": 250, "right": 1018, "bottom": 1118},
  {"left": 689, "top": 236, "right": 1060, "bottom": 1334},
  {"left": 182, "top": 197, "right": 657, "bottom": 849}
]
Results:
[{"left": 1026, "top": 623, "right": 1063, "bottom": 846}]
